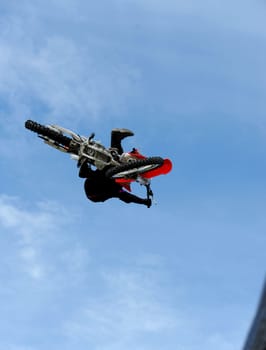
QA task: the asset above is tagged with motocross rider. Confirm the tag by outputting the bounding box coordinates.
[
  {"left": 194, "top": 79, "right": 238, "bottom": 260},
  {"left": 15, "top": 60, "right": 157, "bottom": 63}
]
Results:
[{"left": 79, "top": 129, "right": 152, "bottom": 208}]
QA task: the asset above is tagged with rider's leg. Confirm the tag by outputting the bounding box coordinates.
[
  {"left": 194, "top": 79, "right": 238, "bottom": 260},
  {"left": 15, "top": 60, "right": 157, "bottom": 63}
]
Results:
[
  {"left": 116, "top": 189, "right": 151, "bottom": 208},
  {"left": 111, "top": 128, "right": 134, "bottom": 154},
  {"left": 79, "top": 162, "right": 94, "bottom": 178}
]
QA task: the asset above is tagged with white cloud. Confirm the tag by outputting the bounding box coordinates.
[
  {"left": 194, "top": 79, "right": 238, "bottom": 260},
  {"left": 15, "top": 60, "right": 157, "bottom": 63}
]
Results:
[
  {"left": 113, "top": 0, "right": 266, "bottom": 35},
  {"left": 203, "top": 332, "right": 242, "bottom": 350},
  {"left": 0, "top": 195, "right": 248, "bottom": 350},
  {"left": 5, "top": 345, "right": 34, "bottom": 350},
  {"left": 1, "top": 0, "right": 265, "bottom": 139},
  {"left": 0, "top": 9, "right": 140, "bottom": 126},
  {"left": 0, "top": 195, "right": 72, "bottom": 280},
  {"left": 64, "top": 268, "right": 179, "bottom": 349}
]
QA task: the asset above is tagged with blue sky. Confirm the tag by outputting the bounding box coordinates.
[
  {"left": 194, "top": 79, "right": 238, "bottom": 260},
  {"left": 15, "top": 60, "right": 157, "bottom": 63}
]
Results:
[{"left": 0, "top": 1, "right": 266, "bottom": 349}]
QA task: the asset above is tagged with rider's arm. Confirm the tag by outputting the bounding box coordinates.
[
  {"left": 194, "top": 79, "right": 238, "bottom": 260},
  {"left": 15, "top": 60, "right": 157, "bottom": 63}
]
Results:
[{"left": 79, "top": 162, "right": 94, "bottom": 178}]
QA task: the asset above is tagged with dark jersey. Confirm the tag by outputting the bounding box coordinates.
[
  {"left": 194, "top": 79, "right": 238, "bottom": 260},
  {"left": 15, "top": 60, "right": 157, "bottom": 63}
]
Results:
[{"left": 79, "top": 164, "right": 122, "bottom": 201}]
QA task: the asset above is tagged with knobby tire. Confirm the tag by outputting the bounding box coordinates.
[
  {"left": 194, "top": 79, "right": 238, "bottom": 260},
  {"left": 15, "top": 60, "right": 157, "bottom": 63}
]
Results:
[
  {"left": 105, "top": 157, "right": 164, "bottom": 178},
  {"left": 25, "top": 120, "right": 71, "bottom": 148}
]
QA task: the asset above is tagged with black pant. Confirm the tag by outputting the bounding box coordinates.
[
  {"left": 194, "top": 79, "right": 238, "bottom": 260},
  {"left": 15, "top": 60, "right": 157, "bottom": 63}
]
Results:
[
  {"left": 79, "top": 151, "right": 148, "bottom": 206},
  {"left": 84, "top": 179, "right": 147, "bottom": 205}
]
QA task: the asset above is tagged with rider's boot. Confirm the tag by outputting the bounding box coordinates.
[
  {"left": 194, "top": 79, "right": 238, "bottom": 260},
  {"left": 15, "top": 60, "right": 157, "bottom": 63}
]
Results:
[{"left": 111, "top": 128, "right": 134, "bottom": 154}]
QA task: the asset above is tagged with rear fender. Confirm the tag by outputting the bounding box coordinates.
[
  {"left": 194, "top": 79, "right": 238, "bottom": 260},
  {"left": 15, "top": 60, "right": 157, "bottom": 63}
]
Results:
[{"left": 141, "top": 158, "right": 172, "bottom": 178}]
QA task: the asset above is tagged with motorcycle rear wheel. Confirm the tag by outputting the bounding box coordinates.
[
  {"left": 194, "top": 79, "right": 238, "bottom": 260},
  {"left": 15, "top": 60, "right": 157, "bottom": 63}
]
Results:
[
  {"left": 105, "top": 157, "right": 164, "bottom": 179},
  {"left": 25, "top": 120, "right": 72, "bottom": 148}
]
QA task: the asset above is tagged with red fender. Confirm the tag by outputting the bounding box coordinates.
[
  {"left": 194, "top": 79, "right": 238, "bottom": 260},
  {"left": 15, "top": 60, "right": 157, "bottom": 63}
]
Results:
[{"left": 142, "top": 158, "right": 172, "bottom": 179}]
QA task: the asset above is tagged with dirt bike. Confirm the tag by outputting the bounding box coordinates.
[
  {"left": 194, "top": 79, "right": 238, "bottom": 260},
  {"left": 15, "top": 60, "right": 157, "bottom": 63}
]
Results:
[{"left": 25, "top": 120, "right": 172, "bottom": 202}]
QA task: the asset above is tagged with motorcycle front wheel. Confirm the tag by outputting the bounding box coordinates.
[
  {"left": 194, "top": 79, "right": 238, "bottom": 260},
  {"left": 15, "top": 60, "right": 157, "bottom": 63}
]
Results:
[
  {"left": 105, "top": 157, "right": 164, "bottom": 179},
  {"left": 25, "top": 120, "right": 72, "bottom": 148}
]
